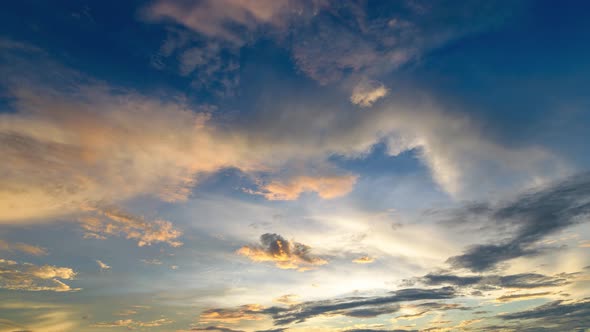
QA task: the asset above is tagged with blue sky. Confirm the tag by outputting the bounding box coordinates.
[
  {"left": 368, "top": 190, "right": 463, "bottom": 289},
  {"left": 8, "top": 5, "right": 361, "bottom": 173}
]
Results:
[{"left": 1, "top": 1, "right": 590, "bottom": 331}]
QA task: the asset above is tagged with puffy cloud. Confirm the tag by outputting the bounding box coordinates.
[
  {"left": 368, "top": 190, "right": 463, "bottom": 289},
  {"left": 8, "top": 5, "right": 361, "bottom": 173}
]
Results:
[
  {"left": 352, "top": 256, "right": 375, "bottom": 264},
  {"left": 0, "top": 239, "right": 47, "bottom": 256},
  {"left": 250, "top": 174, "right": 357, "bottom": 201},
  {"left": 199, "top": 304, "right": 265, "bottom": 324},
  {"left": 0, "top": 259, "right": 78, "bottom": 292},
  {"left": 237, "top": 233, "right": 327, "bottom": 271},
  {"left": 351, "top": 80, "right": 389, "bottom": 107},
  {"left": 79, "top": 206, "right": 183, "bottom": 247}
]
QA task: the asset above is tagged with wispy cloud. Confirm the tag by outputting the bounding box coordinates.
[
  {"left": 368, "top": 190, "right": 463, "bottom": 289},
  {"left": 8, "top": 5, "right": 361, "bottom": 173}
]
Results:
[
  {"left": 91, "top": 318, "right": 173, "bottom": 329},
  {"left": 445, "top": 173, "right": 590, "bottom": 271},
  {"left": 0, "top": 239, "right": 47, "bottom": 256},
  {"left": 80, "top": 206, "right": 183, "bottom": 247},
  {"left": 352, "top": 256, "right": 376, "bottom": 264},
  {"left": 199, "top": 304, "right": 265, "bottom": 324},
  {"left": 249, "top": 174, "right": 357, "bottom": 201},
  {"left": 263, "top": 287, "right": 456, "bottom": 325}
]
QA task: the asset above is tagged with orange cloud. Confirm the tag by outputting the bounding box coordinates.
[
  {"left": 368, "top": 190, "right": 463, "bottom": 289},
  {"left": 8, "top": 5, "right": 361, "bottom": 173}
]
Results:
[
  {"left": 79, "top": 206, "right": 182, "bottom": 247},
  {"left": 0, "top": 259, "right": 79, "bottom": 292},
  {"left": 0, "top": 239, "right": 47, "bottom": 256},
  {"left": 252, "top": 174, "right": 358, "bottom": 201},
  {"left": 199, "top": 304, "right": 265, "bottom": 324},
  {"left": 352, "top": 256, "right": 375, "bottom": 264},
  {"left": 237, "top": 233, "right": 327, "bottom": 271}
]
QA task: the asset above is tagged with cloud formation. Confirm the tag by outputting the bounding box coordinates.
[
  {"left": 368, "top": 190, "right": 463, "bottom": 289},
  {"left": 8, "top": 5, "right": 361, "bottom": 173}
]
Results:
[
  {"left": 237, "top": 233, "right": 327, "bottom": 271},
  {"left": 351, "top": 80, "right": 389, "bottom": 107},
  {"left": 263, "top": 287, "right": 456, "bottom": 325},
  {"left": 0, "top": 259, "right": 78, "bottom": 292},
  {"left": 250, "top": 174, "right": 357, "bottom": 200},
  {"left": 200, "top": 304, "right": 265, "bottom": 324},
  {"left": 92, "top": 318, "right": 172, "bottom": 329},
  {"left": 95, "top": 260, "right": 110, "bottom": 270},
  {"left": 446, "top": 173, "right": 590, "bottom": 271},
  {"left": 352, "top": 256, "right": 375, "bottom": 264},
  {"left": 0, "top": 239, "right": 47, "bottom": 256},
  {"left": 80, "top": 206, "right": 183, "bottom": 247}
]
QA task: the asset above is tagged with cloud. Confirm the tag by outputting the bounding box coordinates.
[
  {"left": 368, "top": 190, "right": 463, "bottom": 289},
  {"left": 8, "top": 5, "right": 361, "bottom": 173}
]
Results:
[
  {"left": 495, "top": 298, "right": 590, "bottom": 331},
  {"left": 351, "top": 80, "right": 389, "bottom": 107},
  {"left": 344, "top": 330, "right": 418, "bottom": 332},
  {"left": 274, "top": 294, "right": 299, "bottom": 305},
  {"left": 352, "top": 256, "right": 375, "bottom": 264},
  {"left": 199, "top": 304, "right": 265, "bottom": 324},
  {"left": 446, "top": 173, "right": 590, "bottom": 271},
  {"left": 95, "top": 260, "right": 110, "bottom": 270},
  {"left": 495, "top": 291, "right": 552, "bottom": 303},
  {"left": 250, "top": 174, "right": 358, "bottom": 200},
  {"left": 143, "top": 0, "right": 299, "bottom": 44},
  {"left": 0, "top": 239, "right": 47, "bottom": 256},
  {"left": 237, "top": 233, "right": 327, "bottom": 271},
  {"left": 79, "top": 206, "right": 183, "bottom": 247},
  {"left": 0, "top": 259, "right": 78, "bottom": 292},
  {"left": 192, "top": 327, "right": 245, "bottom": 332},
  {"left": 92, "top": 318, "right": 172, "bottom": 329},
  {"left": 419, "top": 272, "right": 573, "bottom": 290},
  {"left": 0, "top": 48, "right": 568, "bottom": 227},
  {"left": 263, "top": 287, "right": 456, "bottom": 325}
]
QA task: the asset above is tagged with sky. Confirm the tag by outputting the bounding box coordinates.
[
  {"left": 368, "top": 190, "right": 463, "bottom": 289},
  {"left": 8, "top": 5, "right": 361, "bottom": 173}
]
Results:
[{"left": 1, "top": 1, "right": 590, "bottom": 331}]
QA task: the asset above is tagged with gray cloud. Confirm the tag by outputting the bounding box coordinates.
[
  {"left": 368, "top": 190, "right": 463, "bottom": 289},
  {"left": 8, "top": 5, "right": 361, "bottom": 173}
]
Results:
[
  {"left": 487, "top": 298, "right": 590, "bottom": 331},
  {"left": 263, "top": 287, "right": 456, "bottom": 325},
  {"left": 446, "top": 172, "right": 590, "bottom": 271},
  {"left": 419, "top": 272, "right": 573, "bottom": 290},
  {"left": 237, "top": 233, "right": 327, "bottom": 271},
  {"left": 192, "top": 327, "right": 245, "bottom": 332}
]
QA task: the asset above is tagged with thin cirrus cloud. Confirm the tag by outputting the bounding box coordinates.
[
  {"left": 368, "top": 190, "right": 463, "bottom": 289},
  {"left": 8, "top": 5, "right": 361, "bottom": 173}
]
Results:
[
  {"left": 237, "top": 233, "right": 327, "bottom": 271},
  {"left": 79, "top": 206, "right": 183, "bottom": 247},
  {"left": 0, "top": 239, "right": 47, "bottom": 256},
  {"left": 199, "top": 304, "right": 266, "bottom": 324}
]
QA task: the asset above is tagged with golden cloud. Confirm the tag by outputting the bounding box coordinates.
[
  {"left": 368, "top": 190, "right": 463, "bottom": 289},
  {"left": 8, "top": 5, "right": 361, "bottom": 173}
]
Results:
[
  {"left": 79, "top": 206, "right": 182, "bottom": 247},
  {"left": 0, "top": 259, "right": 79, "bottom": 292},
  {"left": 251, "top": 174, "right": 358, "bottom": 201},
  {"left": 0, "top": 239, "right": 47, "bottom": 256},
  {"left": 199, "top": 304, "right": 265, "bottom": 324},
  {"left": 352, "top": 256, "right": 375, "bottom": 264},
  {"left": 237, "top": 233, "right": 327, "bottom": 271}
]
